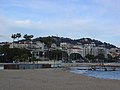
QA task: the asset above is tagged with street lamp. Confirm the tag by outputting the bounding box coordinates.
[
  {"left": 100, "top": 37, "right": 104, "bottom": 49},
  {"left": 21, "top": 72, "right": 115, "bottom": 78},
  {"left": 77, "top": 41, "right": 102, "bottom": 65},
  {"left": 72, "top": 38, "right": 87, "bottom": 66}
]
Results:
[
  {"left": 0, "top": 53, "right": 5, "bottom": 63},
  {"left": 42, "top": 52, "right": 45, "bottom": 60}
]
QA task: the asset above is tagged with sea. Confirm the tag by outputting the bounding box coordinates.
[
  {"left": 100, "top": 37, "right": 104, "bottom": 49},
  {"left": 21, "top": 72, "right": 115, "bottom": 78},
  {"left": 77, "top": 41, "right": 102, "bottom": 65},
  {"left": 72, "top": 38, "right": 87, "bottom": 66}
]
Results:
[{"left": 70, "top": 67, "right": 120, "bottom": 80}]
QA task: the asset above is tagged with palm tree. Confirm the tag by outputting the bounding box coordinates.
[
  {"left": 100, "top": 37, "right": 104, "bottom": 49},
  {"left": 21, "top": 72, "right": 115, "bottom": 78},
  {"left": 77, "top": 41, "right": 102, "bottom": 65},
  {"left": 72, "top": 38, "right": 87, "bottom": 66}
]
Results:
[
  {"left": 16, "top": 33, "right": 21, "bottom": 41},
  {"left": 11, "top": 34, "right": 17, "bottom": 41},
  {"left": 23, "top": 34, "right": 34, "bottom": 41},
  {"left": 23, "top": 34, "right": 28, "bottom": 41},
  {"left": 23, "top": 34, "right": 34, "bottom": 62},
  {"left": 11, "top": 34, "right": 17, "bottom": 48}
]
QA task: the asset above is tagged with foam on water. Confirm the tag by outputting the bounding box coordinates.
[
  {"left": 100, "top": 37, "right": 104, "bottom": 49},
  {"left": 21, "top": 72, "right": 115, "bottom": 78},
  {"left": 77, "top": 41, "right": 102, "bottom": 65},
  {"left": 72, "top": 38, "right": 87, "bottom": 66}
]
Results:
[{"left": 70, "top": 67, "right": 120, "bottom": 80}]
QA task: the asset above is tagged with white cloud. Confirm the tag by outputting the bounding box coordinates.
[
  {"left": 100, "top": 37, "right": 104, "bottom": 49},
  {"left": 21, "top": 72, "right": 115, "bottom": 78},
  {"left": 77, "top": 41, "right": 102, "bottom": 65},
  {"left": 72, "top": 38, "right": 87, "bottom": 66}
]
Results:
[
  {"left": 14, "top": 20, "right": 32, "bottom": 26},
  {"left": 0, "top": 17, "right": 119, "bottom": 37},
  {"left": 0, "top": 17, "right": 91, "bottom": 31}
]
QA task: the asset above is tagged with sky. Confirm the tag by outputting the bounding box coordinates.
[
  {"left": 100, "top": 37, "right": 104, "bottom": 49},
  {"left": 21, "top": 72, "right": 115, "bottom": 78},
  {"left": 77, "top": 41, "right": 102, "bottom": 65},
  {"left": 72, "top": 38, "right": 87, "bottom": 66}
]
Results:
[{"left": 0, "top": 0, "right": 120, "bottom": 47}]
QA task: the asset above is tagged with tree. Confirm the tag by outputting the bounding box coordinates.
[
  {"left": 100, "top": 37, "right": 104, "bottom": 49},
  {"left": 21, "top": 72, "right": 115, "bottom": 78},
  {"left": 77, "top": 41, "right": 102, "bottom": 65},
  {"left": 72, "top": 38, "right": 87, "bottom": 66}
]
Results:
[
  {"left": 107, "top": 54, "right": 113, "bottom": 62},
  {"left": 45, "top": 50, "right": 65, "bottom": 60},
  {"left": 20, "top": 54, "right": 29, "bottom": 62},
  {"left": 23, "top": 34, "right": 34, "bottom": 41},
  {"left": 31, "top": 56, "right": 36, "bottom": 63},
  {"left": 70, "top": 53, "right": 83, "bottom": 60},
  {"left": 0, "top": 45, "right": 10, "bottom": 62},
  {"left": 96, "top": 53, "right": 105, "bottom": 63},
  {"left": 11, "top": 34, "right": 17, "bottom": 41},
  {"left": 40, "top": 36, "right": 55, "bottom": 49},
  {"left": 11, "top": 33, "right": 21, "bottom": 48},
  {"left": 13, "top": 56, "right": 20, "bottom": 63},
  {"left": 113, "top": 56, "right": 119, "bottom": 62},
  {"left": 61, "top": 51, "right": 68, "bottom": 60},
  {"left": 0, "top": 45, "right": 31, "bottom": 63},
  {"left": 16, "top": 33, "right": 21, "bottom": 41},
  {"left": 0, "top": 52, "right": 5, "bottom": 63},
  {"left": 11, "top": 34, "right": 17, "bottom": 48},
  {"left": 85, "top": 54, "right": 95, "bottom": 63}
]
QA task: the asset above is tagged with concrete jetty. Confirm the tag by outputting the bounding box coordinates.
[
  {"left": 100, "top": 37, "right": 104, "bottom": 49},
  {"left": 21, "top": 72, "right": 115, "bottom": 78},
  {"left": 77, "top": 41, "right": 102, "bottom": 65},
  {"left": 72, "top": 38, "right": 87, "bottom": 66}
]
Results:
[{"left": 62, "top": 63, "right": 120, "bottom": 71}]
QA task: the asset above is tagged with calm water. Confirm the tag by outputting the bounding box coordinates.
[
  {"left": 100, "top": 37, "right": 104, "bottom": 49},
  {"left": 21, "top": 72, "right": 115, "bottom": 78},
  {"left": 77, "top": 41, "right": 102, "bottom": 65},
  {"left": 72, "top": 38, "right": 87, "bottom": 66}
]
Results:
[{"left": 70, "top": 67, "right": 120, "bottom": 80}]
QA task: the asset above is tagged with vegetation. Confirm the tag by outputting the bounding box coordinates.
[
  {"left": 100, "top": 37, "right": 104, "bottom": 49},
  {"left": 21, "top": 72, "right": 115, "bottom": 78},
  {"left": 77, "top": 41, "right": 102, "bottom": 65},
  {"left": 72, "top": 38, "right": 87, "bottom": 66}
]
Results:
[
  {"left": 11, "top": 33, "right": 21, "bottom": 42},
  {"left": 85, "top": 54, "right": 95, "bottom": 63},
  {"left": 0, "top": 35, "right": 119, "bottom": 63},
  {"left": 16, "top": 33, "right": 21, "bottom": 41},
  {"left": 107, "top": 54, "right": 113, "bottom": 62},
  {"left": 0, "top": 45, "right": 31, "bottom": 63},
  {"left": 33, "top": 36, "right": 117, "bottom": 49},
  {"left": 23, "top": 34, "right": 34, "bottom": 41},
  {"left": 45, "top": 50, "right": 68, "bottom": 60},
  {"left": 70, "top": 53, "right": 83, "bottom": 60},
  {"left": 33, "top": 36, "right": 55, "bottom": 48},
  {"left": 95, "top": 53, "right": 105, "bottom": 63}
]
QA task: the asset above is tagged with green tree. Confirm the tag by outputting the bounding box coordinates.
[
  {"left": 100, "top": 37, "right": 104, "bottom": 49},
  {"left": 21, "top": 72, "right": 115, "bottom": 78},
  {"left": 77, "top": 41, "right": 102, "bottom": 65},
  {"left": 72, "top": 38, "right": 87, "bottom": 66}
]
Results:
[
  {"left": 45, "top": 50, "right": 64, "bottom": 60},
  {"left": 11, "top": 34, "right": 17, "bottom": 48},
  {"left": 11, "top": 34, "right": 17, "bottom": 41},
  {"left": 70, "top": 53, "right": 83, "bottom": 60},
  {"left": 0, "top": 45, "right": 31, "bottom": 63},
  {"left": 41, "top": 36, "right": 55, "bottom": 49},
  {"left": 16, "top": 33, "right": 21, "bottom": 41},
  {"left": 20, "top": 54, "right": 29, "bottom": 62},
  {"left": 13, "top": 56, "right": 20, "bottom": 63},
  {"left": 107, "top": 54, "right": 113, "bottom": 62},
  {"left": 113, "top": 56, "right": 119, "bottom": 62},
  {"left": 31, "top": 56, "right": 36, "bottom": 63},
  {"left": 61, "top": 51, "right": 68, "bottom": 60},
  {"left": 23, "top": 34, "right": 34, "bottom": 41},
  {"left": 96, "top": 53, "right": 105, "bottom": 63},
  {"left": 85, "top": 54, "right": 95, "bottom": 63}
]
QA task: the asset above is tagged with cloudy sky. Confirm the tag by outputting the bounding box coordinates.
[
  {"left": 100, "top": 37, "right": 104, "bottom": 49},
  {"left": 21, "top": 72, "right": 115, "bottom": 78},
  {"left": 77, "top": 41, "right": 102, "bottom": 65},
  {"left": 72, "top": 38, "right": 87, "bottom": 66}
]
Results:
[{"left": 0, "top": 0, "right": 120, "bottom": 47}]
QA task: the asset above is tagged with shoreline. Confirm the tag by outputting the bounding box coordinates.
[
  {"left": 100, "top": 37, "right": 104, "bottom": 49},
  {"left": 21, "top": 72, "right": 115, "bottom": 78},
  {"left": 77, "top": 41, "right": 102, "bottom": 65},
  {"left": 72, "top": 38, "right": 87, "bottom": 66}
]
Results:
[{"left": 0, "top": 68, "right": 120, "bottom": 90}]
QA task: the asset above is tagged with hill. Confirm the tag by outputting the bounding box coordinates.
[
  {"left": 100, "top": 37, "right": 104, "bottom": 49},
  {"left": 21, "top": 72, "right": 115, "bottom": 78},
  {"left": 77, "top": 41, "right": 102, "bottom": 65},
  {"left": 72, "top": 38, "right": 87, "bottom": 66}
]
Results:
[{"left": 33, "top": 36, "right": 117, "bottom": 49}]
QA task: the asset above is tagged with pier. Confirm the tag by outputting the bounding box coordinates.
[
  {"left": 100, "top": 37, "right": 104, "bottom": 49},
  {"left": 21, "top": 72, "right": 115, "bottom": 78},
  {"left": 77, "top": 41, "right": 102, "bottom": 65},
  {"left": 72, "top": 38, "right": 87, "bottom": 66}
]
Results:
[
  {"left": 63, "top": 63, "right": 120, "bottom": 71},
  {"left": 89, "top": 64, "right": 120, "bottom": 71}
]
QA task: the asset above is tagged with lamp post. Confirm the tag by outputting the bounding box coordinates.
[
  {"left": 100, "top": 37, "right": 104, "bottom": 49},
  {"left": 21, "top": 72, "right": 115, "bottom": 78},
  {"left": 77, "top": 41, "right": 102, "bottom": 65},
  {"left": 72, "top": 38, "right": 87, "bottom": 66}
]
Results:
[
  {"left": 0, "top": 53, "right": 5, "bottom": 63},
  {"left": 42, "top": 52, "right": 45, "bottom": 60}
]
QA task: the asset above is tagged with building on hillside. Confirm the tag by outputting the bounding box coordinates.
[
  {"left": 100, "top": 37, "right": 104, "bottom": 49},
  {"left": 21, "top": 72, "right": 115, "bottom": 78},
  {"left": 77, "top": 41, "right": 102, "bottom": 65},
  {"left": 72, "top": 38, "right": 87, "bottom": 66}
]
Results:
[
  {"left": 82, "top": 43, "right": 96, "bottom": 57},
  {"left": 96, "top": 45, "right": 108, "bottom": 58},
  {"left": 9, "top": 41, "right": 45, "bottom": 59},
  {"left": 109, "top": 48, "right": 120, "bottom": 57},
  {"left": 50, "top": 43, "right": 57, "bottom": 50},
  {"left": 28, "top": 41, "right": 45, "bottom": 59},
  {"left": 9, "top": 42, "right": 29, "bottom": 49},
  {"left": 60, "top": 42, "right": 72, "bottom": 51},
  {"left": 67, "top": 45, "right": 83, "bottom": 57}
]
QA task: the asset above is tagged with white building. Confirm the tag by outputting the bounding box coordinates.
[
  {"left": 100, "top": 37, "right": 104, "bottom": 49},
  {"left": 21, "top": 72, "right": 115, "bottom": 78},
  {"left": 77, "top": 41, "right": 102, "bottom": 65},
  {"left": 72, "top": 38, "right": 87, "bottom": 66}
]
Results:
[
  {"left": 29, "top": 41, "right": 45, "bottom": 59},
  {"left": 109, "top": 48, "right": 120, "bottom": 57},
  {"left": 50, "top": 43, "right": 57, "bottom": 50},
  {"left": 95, "top": 45, "right": 109, "bottom": 58},
  {"left": 9, "top": 41, "right": 45, "bottom": 59},
  {"left": 83, "top": 43, "right": 96, "bottom": 57},
  {"left": 9, "top": 42, "right": 29, "bottom": 49},
  {"left": 60, "top": 42, "right": 72, "bottom": 50},
  {"left": 67, "top": 45, "right": 83, "bottom": 57}
]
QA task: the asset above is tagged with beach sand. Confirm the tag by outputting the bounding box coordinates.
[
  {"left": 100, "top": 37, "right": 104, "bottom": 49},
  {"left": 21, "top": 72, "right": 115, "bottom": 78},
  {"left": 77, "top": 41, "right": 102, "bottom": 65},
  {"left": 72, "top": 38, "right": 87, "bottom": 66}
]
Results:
[{"left": 0, "top": 68, "right": 120, "bottom": 90}]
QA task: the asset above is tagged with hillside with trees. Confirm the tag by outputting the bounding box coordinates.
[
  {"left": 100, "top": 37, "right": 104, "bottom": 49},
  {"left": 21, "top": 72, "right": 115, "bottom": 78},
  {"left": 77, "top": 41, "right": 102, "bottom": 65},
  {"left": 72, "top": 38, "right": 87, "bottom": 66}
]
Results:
[{"left": 33, "top": 36, "right": 117, "bottom": 49}]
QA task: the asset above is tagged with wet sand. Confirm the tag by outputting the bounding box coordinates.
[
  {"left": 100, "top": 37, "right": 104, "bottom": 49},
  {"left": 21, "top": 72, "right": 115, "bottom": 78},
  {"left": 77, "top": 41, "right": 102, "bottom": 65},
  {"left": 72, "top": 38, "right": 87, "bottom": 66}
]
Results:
[{"left": 0, "top": 68, "right": 120, "bottom": 90}]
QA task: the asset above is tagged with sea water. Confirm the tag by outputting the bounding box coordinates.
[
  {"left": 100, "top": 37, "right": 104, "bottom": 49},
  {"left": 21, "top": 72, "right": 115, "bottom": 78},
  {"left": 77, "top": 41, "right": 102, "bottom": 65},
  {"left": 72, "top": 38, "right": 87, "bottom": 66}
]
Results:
[{"left": 70, "top": 67, "right": 120, "bottom": 80}]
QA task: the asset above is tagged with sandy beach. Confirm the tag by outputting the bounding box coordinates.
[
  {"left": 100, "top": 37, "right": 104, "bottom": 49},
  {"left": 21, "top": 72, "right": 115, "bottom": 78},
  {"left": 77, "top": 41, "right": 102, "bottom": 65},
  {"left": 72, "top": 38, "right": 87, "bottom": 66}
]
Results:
[{"left": 0, "top": 68, "right": 120, "bottom": 90}]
